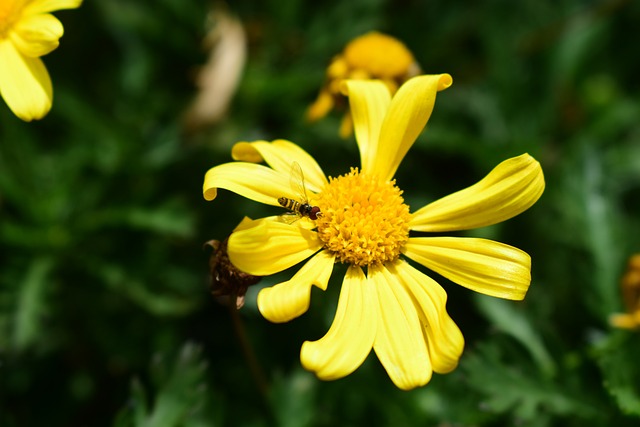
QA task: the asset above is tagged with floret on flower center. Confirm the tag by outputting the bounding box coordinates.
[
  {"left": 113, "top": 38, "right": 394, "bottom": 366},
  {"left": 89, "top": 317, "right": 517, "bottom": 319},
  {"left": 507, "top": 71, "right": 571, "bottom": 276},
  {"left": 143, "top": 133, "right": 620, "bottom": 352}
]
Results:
[{"left": 315, "top": 168, "right": 411, "bottom": 267}]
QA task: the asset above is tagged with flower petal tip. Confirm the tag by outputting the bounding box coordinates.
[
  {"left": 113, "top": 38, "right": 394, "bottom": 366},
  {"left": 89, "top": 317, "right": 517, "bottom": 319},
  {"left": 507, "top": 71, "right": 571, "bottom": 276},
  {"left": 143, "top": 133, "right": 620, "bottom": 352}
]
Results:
[
  {"left": 203, "top": 186, "right": 217, "bottom": 201},
  {"left": 257, "top": 286, "right": 310, "bottom": 323},
  {"left": 231, "top": 142, "right": 263, "bottom": 163},
  {"left": 437, "top": 73, "right": 453, "bottom": 91}
]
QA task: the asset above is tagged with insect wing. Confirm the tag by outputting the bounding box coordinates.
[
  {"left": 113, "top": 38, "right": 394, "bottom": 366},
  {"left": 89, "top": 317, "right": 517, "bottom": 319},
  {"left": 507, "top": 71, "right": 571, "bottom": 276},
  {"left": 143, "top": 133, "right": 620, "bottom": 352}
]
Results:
[
  {"left": 279, "top": 211, "right": 300, "bottom": 225},
  {"left": 289, "top": 162, "right": 309, "bottom": 204}
]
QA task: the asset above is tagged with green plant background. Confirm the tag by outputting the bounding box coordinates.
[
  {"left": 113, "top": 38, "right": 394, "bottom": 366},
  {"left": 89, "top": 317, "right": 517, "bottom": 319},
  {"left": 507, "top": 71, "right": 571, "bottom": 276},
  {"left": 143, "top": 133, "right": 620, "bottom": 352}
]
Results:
[{"left": 1, "top": 0, "right": 639, "bottom": 426}]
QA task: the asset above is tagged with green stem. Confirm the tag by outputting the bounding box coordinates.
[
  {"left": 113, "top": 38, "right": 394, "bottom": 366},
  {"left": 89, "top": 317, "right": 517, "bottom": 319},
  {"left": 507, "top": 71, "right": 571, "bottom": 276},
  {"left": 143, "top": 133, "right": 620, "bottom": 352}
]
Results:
[{"left": 227, "top": 297, "right": 270, "bottom": 401}]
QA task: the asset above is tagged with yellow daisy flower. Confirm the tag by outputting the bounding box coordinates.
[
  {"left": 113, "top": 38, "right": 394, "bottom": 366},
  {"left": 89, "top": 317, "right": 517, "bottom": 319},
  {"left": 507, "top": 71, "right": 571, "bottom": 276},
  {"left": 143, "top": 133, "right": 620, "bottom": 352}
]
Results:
[
  {"left": 203, "top": 74, "right": 545, "bottom": 390},
  {"left": 307, "top": 31, "right": 420, "bottom": 138},
  {"left": 609, "top": 254, "right": 640, "bottom": 330},
  {"left": 0, "top": 0, "right": 82, "bottom": 121}
]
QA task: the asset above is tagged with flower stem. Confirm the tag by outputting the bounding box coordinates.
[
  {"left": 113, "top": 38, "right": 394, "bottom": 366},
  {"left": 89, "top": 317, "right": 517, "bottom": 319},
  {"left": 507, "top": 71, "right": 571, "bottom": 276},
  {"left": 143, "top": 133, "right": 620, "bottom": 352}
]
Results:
[{"left": 227, "top": 296, "right": 270, "bottom": 401}]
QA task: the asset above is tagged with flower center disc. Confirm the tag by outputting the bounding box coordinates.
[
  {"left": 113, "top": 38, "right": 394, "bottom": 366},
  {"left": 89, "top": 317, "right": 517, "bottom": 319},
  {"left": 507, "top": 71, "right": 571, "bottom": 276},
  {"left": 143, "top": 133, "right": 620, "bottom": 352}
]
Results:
[
  {"left": 315, "top": 168, "right": 411, "bottom": 267},
  {"left": 343, "top": 32, "right": 415, "bottom": 78}
]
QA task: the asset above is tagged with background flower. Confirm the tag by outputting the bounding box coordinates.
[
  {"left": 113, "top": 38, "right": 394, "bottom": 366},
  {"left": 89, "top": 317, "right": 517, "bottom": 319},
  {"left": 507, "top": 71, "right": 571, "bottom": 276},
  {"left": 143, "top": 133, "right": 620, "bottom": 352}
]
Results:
[
  {"left": 306, "top": 31, "right": 420, "bottom": 137},
  {"left": 609, "top": 254, "right": 640, "bottom": 330},
  {"left": 0, "top": 0, "right": 82, "bottom": 121}
]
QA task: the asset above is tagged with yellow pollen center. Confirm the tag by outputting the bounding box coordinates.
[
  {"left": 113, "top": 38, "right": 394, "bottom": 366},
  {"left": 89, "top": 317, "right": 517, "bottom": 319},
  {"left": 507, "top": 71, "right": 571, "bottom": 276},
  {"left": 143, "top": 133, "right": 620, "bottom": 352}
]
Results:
[
  {"left": 343, "top": 31, "right": 415, "bottom": 78},
  {"left": 314, "top": 168, "right": 411, "bottom": 267}
]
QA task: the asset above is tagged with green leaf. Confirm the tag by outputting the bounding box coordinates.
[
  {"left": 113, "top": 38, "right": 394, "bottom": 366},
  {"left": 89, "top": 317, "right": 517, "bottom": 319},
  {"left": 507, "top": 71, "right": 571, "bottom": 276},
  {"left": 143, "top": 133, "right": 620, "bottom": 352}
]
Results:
[
  {"left": 270, "top": 368, "right": 317, "bottom": 427},
  {"left": 474, "top": 294, "right": 556, "bottom": 377},
  {"left": 463, "top": 341, "right": 598, "bottom": 425},
  {"left": 12, "top": 257, "right": 53, "bottom": 352},
  {"left": 551, "top": 14, "right": 606, "bottom": 87},
  {"left": 114, "top": 342, "right": 222, "bottom": 427},
  {"left": 594, "top": 332, "right": 640, "bottom": 416},
  {"left": 97, "top": 263, "right": 200, "bottom": 317},
  {"left": 550, "top": 142, "right": 625, "bottom": 318}
]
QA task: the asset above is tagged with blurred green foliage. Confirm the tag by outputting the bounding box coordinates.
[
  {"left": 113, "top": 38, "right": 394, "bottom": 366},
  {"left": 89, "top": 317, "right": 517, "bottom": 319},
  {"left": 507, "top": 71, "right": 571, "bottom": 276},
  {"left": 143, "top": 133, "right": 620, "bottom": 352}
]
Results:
[{"left": 1, "top": 0, "right": 640, "bottom": 425}]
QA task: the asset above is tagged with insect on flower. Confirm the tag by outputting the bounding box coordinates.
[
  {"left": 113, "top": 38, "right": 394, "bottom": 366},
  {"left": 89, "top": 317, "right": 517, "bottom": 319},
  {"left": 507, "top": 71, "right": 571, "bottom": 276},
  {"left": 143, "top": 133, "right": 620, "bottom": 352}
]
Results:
[{"left": 278, "top": 162, "right": 321, "bottom": 221}]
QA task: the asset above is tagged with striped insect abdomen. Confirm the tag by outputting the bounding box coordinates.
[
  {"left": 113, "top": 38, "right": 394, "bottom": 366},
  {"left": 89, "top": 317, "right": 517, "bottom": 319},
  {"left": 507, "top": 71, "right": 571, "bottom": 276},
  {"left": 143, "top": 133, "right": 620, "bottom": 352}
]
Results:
[{"left": 278, "top": 197, "right": 302, "bottom": 214}]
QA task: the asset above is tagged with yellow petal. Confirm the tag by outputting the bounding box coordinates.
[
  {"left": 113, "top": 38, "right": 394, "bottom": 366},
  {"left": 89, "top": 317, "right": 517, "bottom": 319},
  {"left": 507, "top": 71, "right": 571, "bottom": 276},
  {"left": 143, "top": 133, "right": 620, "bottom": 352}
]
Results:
[
  {"left": 608, "top": 313, "right": 638, "bottom": 330},
  {"left": 370, "top": 264, "right": 431, "bottom": 390},
  {"left": 0, "top": 40, "right": 52, "bottom": 121},
  {"left": 404, "top": 237, "right": 532, "bottom": 300},
  {"left": 338, "top": 111, "right": 353, "bottom": 139},
  {"left": 341, "top": 80, "right": 391, "bottom": 173},
  {"left": 11, "top": 14, "right": 63, "bottom": 57},
  {"left": 203, "top": 162, "right": 292, "bottom": 205},
  {"left": 300, "top": 266, "right": 377, "bottom": 380},
  {"left": 231, "top": 140, "right": 327, "bottom": 192},
  {"left": 246, "top": 214, "right": 318, "bottom": 230},
  {"left": 306, "top": 89, "right": 334, "bottom": 122},
  {"left": 388, "top": 261, "right": 464, "bottom": 373},
  {"left": 233, "top": 216, "right": 255, "bottom": 232},
  {"left": 23, "top": 0, "right": 83, "bottom": 15},
  {"left": 375, "top": 74, "right": 452, "bottom": 181},
  {"left": 410, "top": 154, "right": 545, "bottom": 232},
  {"left": 227, "top": 218, "right": 322, "bottom": 276},
  {"left": 326, "top": 56, "right": 349, "bottom": 79},
  {"left": 257, "top": 250, "right": 336, "bottom": 323}
]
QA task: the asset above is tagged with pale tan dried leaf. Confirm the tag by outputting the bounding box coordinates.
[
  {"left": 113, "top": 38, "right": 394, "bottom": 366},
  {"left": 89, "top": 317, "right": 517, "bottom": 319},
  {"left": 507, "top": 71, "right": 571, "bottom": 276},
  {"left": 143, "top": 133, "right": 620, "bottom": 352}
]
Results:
[{"left": 184, "top": 9, "right": 247, "bottom": 131}]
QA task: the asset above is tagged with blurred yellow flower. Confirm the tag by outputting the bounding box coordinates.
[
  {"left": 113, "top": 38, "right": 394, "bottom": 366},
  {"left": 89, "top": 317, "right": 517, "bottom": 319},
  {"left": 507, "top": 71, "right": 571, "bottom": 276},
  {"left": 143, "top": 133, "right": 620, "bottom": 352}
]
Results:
[
  {"left": 0, "top": 0, "right": 81, "bottom": 121},
  {"left": 307, "top": 31, "right": 420, "bottom": 138},
  {"left": 609, "top": 254, "right": 640, "bottom": 330},
  {"left": 203, "top": 75, "right": 545, "bottom": 390}
]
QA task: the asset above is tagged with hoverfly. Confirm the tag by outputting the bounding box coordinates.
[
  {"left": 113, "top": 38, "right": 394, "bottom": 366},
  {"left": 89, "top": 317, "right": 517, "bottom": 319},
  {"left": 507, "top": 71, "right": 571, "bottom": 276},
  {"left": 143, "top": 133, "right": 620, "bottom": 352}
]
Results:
[{"left": 278, "top": 162, "right": 321, "bottom": 221}]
